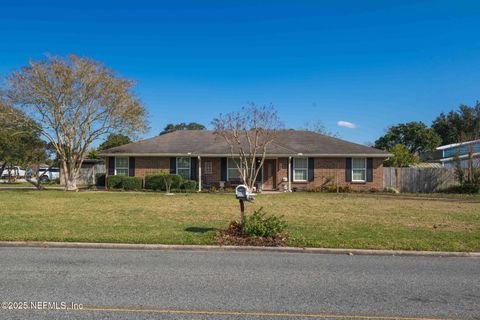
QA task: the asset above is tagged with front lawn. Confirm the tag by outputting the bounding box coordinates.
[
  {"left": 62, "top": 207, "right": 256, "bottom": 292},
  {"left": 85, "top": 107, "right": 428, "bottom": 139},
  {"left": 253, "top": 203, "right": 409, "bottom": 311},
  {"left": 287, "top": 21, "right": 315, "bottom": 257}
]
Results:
[{"left": 0, "top": 190, "right": 478, "bottom": 251}]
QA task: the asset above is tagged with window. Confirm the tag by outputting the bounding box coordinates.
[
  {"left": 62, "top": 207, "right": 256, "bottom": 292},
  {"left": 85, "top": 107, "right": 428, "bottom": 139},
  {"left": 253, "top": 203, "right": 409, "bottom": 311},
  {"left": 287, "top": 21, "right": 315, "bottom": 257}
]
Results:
[
  {"left": 204, "top": 161, "right": 213, "bottom": 174},
  {"left": 176, "top": 157, "right": 191, "bottom": 180},
  {"left": 227, "top": 158, "right": 241, "bottom": 181},
  {"left": 352, "top": 158, "right": 366, "bottom": 182},
  {"left": 293, "top": 158, "right": 308, "bottom": 182},
  {"left": 115, "top": 157, "right": 129, "bottom": 176}
]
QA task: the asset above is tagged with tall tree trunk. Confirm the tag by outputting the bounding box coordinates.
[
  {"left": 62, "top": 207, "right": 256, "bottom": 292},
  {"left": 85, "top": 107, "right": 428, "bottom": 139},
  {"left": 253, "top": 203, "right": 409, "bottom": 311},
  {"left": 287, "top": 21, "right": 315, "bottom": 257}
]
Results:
[
  {"left": 62, "top": 159, "right": 79, "bottom": 191},
  {"left": 65, "top": 176, "right": 77, "bottom": 191}
]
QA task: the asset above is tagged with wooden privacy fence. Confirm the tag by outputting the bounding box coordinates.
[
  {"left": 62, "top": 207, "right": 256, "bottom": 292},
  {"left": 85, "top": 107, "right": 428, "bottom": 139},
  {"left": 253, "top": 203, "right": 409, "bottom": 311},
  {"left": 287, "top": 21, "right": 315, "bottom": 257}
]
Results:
[{"left": 383, "top": 167, "right": 458, "bottom": 193}]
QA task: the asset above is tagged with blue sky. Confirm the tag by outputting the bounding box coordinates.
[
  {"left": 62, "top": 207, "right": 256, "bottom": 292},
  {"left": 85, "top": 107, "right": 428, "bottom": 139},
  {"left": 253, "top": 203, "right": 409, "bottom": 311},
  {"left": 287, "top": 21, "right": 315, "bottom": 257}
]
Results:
[{"left": 1, "top": 0, "right": 479, "bottom": 145}]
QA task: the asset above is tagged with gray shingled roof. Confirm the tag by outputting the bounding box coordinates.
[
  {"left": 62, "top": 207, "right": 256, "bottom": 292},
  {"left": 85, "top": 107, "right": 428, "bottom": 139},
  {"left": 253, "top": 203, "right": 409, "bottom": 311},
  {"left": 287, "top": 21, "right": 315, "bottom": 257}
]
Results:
[{"left": 99, "top": 130, "right": 390, "bottom": 157}]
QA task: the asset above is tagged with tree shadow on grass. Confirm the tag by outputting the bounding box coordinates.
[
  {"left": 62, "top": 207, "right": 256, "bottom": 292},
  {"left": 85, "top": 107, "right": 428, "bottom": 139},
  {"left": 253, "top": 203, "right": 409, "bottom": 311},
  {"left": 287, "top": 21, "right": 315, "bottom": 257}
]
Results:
[{"left": 185, "top": 227, "right": 218, "bottom": 233}]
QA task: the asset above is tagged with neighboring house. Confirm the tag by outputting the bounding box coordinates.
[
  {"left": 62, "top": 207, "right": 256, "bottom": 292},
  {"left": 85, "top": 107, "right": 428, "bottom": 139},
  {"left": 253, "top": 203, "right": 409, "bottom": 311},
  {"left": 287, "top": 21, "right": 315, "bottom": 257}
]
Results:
[
  {"left": 60, "top": 159, "right": 106, "bottom": 185},
  {"left": 436, "top": 139, "right": 480, "bottom": 169},
  {"left": 99, "top": 130, "right": 390, "bottom": 191}
]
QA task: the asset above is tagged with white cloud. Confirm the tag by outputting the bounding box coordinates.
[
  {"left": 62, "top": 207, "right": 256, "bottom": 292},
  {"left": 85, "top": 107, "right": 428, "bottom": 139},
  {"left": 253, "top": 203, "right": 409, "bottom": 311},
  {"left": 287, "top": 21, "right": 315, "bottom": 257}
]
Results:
[{"left": 337, "top": 120, "right": 358, "bottom": 129}]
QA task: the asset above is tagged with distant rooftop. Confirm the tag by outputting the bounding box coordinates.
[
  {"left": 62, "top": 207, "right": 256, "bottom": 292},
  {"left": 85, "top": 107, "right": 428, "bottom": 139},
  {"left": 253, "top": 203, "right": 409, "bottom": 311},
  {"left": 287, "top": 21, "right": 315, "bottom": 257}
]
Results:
[{"left": 436, "top": 139, "right": 480, "bottom": 150}]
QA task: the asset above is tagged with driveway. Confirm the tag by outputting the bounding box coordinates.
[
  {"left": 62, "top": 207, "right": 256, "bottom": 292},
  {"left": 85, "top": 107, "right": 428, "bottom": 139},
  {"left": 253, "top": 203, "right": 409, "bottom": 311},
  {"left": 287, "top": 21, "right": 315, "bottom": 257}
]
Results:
[{"left": 0, "top": 247, "right": 479, "bottom": 319}]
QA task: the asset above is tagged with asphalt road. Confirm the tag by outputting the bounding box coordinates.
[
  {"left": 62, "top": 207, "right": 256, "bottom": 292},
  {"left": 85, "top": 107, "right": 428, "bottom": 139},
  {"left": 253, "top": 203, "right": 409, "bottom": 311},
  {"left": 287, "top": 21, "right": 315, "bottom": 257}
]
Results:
[{"left": 0, "top": 247, "right": 479, "bottom": 320}]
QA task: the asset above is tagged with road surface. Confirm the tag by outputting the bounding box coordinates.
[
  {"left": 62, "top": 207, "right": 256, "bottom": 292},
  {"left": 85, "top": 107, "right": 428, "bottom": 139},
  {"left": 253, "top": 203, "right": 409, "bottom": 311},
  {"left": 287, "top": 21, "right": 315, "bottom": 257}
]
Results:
[{"left": 0, "top": 247, "right": 479, "bottom": 319}]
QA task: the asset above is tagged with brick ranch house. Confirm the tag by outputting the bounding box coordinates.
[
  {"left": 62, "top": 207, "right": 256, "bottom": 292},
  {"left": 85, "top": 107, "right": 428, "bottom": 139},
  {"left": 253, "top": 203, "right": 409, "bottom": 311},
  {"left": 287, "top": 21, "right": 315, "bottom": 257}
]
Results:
[{"left": 100, "top": 130, "right": 390, "bottom": 192}]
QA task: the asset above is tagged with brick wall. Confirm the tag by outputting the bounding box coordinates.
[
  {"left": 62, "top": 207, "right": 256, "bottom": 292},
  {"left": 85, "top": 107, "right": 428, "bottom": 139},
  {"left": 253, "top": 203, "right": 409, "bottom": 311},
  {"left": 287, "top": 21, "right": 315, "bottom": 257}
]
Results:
[
  {"left": 289, "top": 157, "right": 384, "bottom": 191},
  {"left": 134, "top": 157, "right": 170, "bottom": 177},
  {"left": 201, "top": 157, "right": 222, "bottom": 186},
  {"left": 129, "top": 156, "right": 223, "bottom": 186},
  {"left": 108, "top": 155, "right": 384, "bottom": 191}
]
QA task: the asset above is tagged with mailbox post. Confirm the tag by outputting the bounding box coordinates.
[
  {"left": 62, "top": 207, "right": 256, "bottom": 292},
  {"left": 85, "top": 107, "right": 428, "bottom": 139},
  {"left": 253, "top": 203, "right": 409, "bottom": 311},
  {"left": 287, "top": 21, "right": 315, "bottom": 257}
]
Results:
[{"left": 235, "top": 185, "right": 254, "bottom": 227}]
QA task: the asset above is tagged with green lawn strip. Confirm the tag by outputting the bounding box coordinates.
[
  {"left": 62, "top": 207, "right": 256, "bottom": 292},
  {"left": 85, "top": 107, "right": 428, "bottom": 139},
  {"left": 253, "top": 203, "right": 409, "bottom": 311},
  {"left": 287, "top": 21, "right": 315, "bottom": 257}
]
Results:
[{"left": 0, "top": 190, "right": 478, "bottom": 251}]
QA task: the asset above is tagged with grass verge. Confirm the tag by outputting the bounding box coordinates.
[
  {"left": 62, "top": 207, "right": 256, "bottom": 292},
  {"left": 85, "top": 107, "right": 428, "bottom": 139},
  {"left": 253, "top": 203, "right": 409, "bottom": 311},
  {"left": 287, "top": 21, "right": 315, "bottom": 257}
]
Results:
[{"left": 0, "top": 190, "right": 478, "bottom": 251}]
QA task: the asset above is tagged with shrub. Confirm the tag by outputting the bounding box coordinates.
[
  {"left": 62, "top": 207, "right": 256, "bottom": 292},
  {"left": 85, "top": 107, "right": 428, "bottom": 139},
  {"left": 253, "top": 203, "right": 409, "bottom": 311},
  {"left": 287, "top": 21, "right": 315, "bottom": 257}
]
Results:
[
  {"left": 243, "top": 207, "right": 287, "bottom": 238},
  {"left": 107, "top": 175, "right": 143, "bottom": 191},
  {"left": 181, "top": 180, "right": 197, "bottom": 191},
  {"left": 323, "top": 184, "right": 337, "bottom": 193},
  {"left": 169, "top": 174, "right": 183, "bottom": 189},
  {"left": 163, "top": 174, "right": 183, "bottom": 193},
  {"left": 452, "top": 152, "right": 480, "bottom": 194},
  {"left": 95, "top": 173, "right": 106, "bottom": 187},
  {"left": 107, "top": 175, "right": 124, "bottom": 189},
  {"left": 384, "top": 187, "right": 399, "bottom": 194},
  {"left": 144, "top": 173, "right": 183, "bottom": 191},
  {"left": 145, "top": 174, "right": 164, "bottom": 190},
  {"left": 339, "top": 184, "right": 352, "bottom": 193},
  {"left": 322, "top": 184, "right": 352, "bottom": 193},
  {"left": 122, "top": 176, "right": 143, "bottom": 191},
  {"left": 442, "top": 184, "right": 479, "bottom": 194}
]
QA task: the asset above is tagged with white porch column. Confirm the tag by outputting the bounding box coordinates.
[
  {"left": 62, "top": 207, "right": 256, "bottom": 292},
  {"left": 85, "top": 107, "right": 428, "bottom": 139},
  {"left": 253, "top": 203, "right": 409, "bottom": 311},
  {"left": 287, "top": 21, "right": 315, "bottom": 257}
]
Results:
[
  {"left": 198, "top": 156, "right": 202, "bottom": 192},
  {"left": 288, "top": 157, "right": 292, "bottom": 192}
]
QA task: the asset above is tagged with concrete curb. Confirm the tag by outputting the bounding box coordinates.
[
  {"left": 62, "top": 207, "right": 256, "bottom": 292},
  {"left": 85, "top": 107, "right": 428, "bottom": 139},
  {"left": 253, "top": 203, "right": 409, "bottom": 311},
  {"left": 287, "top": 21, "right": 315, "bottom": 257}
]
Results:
[{"left": 0, "top": 241, "right": 479, "bottom": 257}]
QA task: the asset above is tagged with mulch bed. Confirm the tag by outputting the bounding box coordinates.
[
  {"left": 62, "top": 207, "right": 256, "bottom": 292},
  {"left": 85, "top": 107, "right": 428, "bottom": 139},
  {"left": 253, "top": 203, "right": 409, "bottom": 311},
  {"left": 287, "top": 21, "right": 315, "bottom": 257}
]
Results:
[{"left": 213, "top": 221, "right": 288, "bottom": 247}]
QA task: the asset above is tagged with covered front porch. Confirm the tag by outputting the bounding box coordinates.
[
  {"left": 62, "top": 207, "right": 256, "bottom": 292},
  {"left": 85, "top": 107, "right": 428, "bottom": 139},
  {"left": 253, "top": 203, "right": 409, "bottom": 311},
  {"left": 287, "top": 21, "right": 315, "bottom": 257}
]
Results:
[{"left": 195, "top": 156, "right": 295, "bottom": 192}]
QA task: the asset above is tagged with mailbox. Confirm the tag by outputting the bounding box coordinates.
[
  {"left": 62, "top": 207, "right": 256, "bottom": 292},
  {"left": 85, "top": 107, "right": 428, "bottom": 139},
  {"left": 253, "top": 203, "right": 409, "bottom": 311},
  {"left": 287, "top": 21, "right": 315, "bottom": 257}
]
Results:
[
  {"left": 235, "top": 184, "right": 254, "bottom": 201},
  {"left": 235, "top": 185, "right": 249, "bottom": 199}
]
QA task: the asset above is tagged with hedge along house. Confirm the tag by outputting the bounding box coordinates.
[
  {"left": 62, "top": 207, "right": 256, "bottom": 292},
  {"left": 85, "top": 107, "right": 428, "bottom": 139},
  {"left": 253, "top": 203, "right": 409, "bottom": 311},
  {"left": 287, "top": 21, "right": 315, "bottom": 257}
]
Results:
[{"left": 99, "top": 130, "right": 390, "bottom": 192}]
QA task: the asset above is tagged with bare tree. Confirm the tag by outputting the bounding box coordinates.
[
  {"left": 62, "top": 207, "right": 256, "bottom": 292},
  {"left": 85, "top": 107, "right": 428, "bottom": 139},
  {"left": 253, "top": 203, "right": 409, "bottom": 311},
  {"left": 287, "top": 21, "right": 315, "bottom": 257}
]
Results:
[
  {"left": 5, "top": 54, "right": 148, "bottom": 191},
  {"left": 212, "top": 103, "right": 283, "bottom": 190},
  {"left": 212, "top": 103, "right": 283, "bottom": 226}
]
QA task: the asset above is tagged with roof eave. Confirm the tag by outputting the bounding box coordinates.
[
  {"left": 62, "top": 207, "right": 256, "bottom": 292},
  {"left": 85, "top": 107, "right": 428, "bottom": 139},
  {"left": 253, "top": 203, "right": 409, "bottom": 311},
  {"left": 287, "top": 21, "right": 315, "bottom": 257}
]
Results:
[
  {"left": 98, "top": 152, "right": 391, "bottom": 158},
  {"left": 436, "top": 139, "right": 480, "bottom": 150}
]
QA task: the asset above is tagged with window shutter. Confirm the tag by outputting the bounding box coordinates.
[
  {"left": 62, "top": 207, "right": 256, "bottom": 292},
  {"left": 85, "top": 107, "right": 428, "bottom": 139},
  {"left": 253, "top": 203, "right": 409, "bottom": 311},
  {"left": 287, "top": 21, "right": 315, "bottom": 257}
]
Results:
[
  {"left": 170, "top": 157, "right": 176, "bottom": 174},
  {"left": 366, "top": 158, "right": 373, "bottom": 182},
  {"left": 190, "top": 157, "right": 198, "bottom": 180},
  {"left": 255, "top": 159, "right": 262, "bottom": 183},
  {"left": 308, "top": 158, "right": 314, "bottom": 181},
  {"left": 289, "top": 159, "right": 293, "bottom": 182},
  {"left": 345, "top": 158, "right": 352, "bottom": 182},
  {"left": 108, "top": 157, "right": 115, "bottom": 175},
  {"left": 129, "top": 157, "right": 135, "bottom": 177},
  {"left": 220, "top": 158, "right": 227, "bottom": 181}
]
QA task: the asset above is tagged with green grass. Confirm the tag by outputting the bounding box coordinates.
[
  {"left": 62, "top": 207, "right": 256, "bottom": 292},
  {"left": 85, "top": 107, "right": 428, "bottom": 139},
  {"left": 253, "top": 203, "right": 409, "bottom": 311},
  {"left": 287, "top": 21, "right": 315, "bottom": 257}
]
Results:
[
  {"left": 0, "top": 182, "right": 80, "bottom": 188},
  {"left": 0, "top": 190, "right": 478, "bottom": 251},
  {"left": 0, "top": 181, "right": 35, "bottom": 188}
]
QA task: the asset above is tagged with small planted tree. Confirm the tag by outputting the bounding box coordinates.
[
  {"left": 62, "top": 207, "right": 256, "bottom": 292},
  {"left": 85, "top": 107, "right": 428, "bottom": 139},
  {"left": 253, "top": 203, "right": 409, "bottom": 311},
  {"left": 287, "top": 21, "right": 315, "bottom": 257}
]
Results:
[
  {"left": 212, "top": 103, "right": 283, "bottom": 227},
  {"left": 453, "top": 146, "right": 480, "bottom": 193},
  {"left": 163, "top": 174, "right": 174, "bottom": 195},
  {"left": 384, "top": 144, "right": 420, "bottom": 167},
  {"left": 5, "top": 54, "right": 148, "bottom": 191},
  {"left": 212, "top": 103, "right": 283, "bottom": 190}
]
